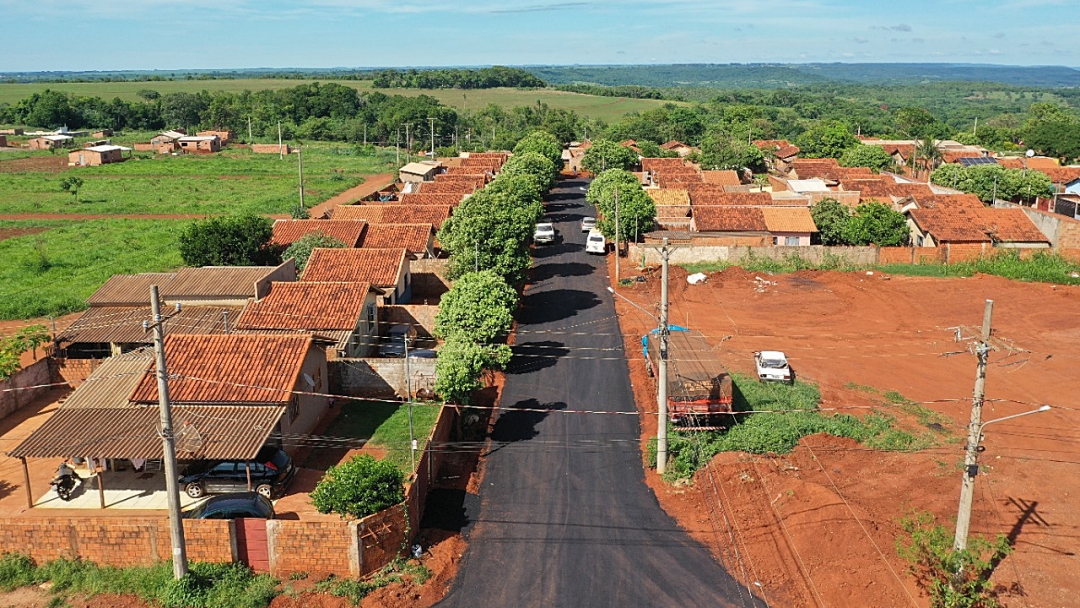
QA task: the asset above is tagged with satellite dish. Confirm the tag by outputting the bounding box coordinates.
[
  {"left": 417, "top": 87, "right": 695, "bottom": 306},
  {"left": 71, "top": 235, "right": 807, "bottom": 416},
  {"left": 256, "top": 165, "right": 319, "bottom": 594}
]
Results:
[{"left": 303, "top": 373, "right": 316, "bottom": 388}]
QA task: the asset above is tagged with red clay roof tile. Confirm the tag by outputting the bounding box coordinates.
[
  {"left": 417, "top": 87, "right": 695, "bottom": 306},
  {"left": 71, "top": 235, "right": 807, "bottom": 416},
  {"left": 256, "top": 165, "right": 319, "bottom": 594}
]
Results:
[
  {"left": 300, "top": 247, "right": 406, "bottom": 287},
  {"left": 236, "top": 282, "right": 372, "bottom": 331},
  {"left": 271, "top": 220, "right": 367, "bottom": 247}
]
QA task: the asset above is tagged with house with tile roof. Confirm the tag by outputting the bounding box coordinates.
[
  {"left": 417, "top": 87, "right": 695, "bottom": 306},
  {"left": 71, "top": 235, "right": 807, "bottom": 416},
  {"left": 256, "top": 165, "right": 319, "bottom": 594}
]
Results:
[
  {"left": 646, "top": 189, "right": 692, "bottom": 230},
  {"left": 332, "top": 204, "right": 453, "bottom": 230},
  {"left": 397, "top": 193, "right": 466, "bottom": 207},
  {"left": 762, "top": 207, "right": 819, "bottom": 245},
  {"left": 660, "top": 140, "right": 700, "bottom": 157},
  {"left": 753, "top": 139, "right": 801, "bottom": 173},
  {"left": 686, "top": 187, "right": 775, "bottom": 207},
  {"left": 301, "top": 248, "right": 411, "bottom": 305},
  {"left": 236, "top": 281, "right": 378, "bottom": 358},
  {"left": 689, "top": 203, "right": 818, "bottom": 244},
  {"left": 271, "top": 219, "right": 368, "bottom": 248},
  {"left": 906, "top": 206, "right": 1051, "bottom": 249},
  {"left": 358, "top": 223, "right": 436, "bottom": 259}
]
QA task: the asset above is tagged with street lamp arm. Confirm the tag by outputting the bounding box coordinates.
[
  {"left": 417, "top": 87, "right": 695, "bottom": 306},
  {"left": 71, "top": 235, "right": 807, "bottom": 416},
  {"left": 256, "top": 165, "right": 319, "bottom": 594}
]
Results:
[
  {"left": 979, "top": 405, "right": 1051, "bottom": 433},
  {"left": 606, "top": 286, "right": 658, "bottom": 321}
]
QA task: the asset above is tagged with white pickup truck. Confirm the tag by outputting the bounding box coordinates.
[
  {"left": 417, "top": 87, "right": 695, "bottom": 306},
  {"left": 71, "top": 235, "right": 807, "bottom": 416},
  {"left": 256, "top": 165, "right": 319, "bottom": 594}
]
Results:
[{"left": 754, "top": 351, "right": 793, "bottom": 384}]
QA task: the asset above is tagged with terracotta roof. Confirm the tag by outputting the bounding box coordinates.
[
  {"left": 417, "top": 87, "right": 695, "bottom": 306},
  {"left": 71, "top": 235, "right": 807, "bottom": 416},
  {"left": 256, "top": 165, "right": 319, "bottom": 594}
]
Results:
[
  {"left": 237, "top": 282, "right": 371, "bottom": 330},
  {"left": 301, "top": 247, "right": 406, "bottom": 288},
  {"left": 843, "top": 179, "right": 893, "bottom": 200},
  {"left": 1037, "top": 167, "right": 1080, "bottom": 184},
  {"left": 87, "top": 273, "right": 176, "bottom": 306},
  {"left": 775, "top": 145, "right": 800, "bottom": 159},
  {"left": 130, "top": 334, "right": 313, "bottom": 405},
  {"left": 397, "top": 193, "right": 465, "bottom": 207},
  {"left": 942, "top": 151, "right": 986, "bottom": 163},
  {"left": 445, "top": 165, "right": 492, "bottom": 175},
  {"left": 642, "top": 158, "right": 695, "bottom": 173},
  {"left": 333, "top": 204, "right": 452, "bottom": 229},
  {"left": 910, "top": 207, "right": 1049, "bottom": 244},
  {"left": 57, "top": 349, "right": 154, "bottom": 409},
  {"left": 888, "top": 183, "right": 935, "bottom": 199},
  {"left": 687, "top": 187, "right": 773, "bottom": 206},
  {"left": 655, "top": 172, "right": 704, "bottom": 188},
  {"left": 57, "top": 305, "right": 242, "bottom": 346},
  {"left": 791, "top": 158, "right": 844, "bottom": 181},
  {"left": 701, "top": 170, "right": 742, "bottom": 186},
  {"left": 360, "top": 224, "right": 433, "bottom": 256},
  {"left": 692, "top": 207, "right": 768, "bottom": 232},
  {"left": 911, "top": 194, "right": 986, "bottom": 209},
  {"left": 162, "top": 266, "right": 280, "bottom": 300},
  {"left": 660, "top": 140, "right": 688, "bottom": 150},
  {"left": 420, "top": 178, "right": 484, "bottom": 194},
  {"left": 752, "top": 139, "right": 792, "bottom": 150},
  {"left": 647, "top": 189, "right": 691, "bottom": 207},
  {"left": 761, "top": 207, "right": 818, "bottom": 233},
  {"left": 271, "top": 219, "right": 367, "bottom": 248},
  {"left": 463, "top": 152, "right": 509, "bottom": 165},
  {"left": 434, "top": 173, "right": 488, "bottom": 188}
]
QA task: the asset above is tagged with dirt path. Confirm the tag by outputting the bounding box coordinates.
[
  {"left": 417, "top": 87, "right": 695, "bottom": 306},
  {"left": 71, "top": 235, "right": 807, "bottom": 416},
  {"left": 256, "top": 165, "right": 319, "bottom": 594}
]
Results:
[
  {"left": 307, "top": 173, "right": 395, "bottom": 219},
  {"left": 0, "top": 213, "right": 212, "bottom": 221},
  {"left": 611, "top": 262, "right": 1080, "bottom": 608}
]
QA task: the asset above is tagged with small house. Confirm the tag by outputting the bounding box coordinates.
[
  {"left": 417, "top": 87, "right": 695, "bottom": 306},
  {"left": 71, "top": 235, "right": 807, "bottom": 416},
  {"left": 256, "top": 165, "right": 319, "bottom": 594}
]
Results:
[
  {"left": 91, "top": 129, "right": 113, "bottom": 138},
  {"left": 178, "top": 135, "right": 221, "bottom": 154},
  {"left": 197, "top": 130, "right": 235, "bottom": 145},
  {"left": 68, "top": 145, "right": 131, "bottom": 167},
  {"left": 358, "top": 224, "right": 436, "bottom": 259},
  {"left": 301, "top": 248, "right": 411, "bottom": 305},
  {"left": 399, "top": 161, "right": 441, "bottom": 184},
  {"left": 28, "top": 135, "right": 74, "bottom": 150},
  {"left": 271, "top": 219, "right": 369, "bottom": 249},
  {"left": 150, "top": 130, "right": 186, "bottom": 146}
]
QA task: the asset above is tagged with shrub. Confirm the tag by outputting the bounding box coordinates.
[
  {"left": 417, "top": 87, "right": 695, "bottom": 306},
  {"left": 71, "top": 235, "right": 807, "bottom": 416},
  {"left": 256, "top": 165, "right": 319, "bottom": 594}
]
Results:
[
  {"left": 178, "top": 214, "right": 277, "bottom": 267},
  {"left": 310, "top": 454, "right": 405, "bottom": 519},
  {"left": 281, "top": 232, "right": 346, "bottom": 272}
]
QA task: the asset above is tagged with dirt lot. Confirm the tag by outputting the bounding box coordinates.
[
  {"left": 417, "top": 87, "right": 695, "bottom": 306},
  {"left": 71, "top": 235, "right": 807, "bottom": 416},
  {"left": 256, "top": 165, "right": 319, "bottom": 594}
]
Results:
[
  {"left": 0, "top": 156, "right": 66, "bottom": 173},
  {"left": 609, "top": 261, "right": 1080, "bottom": 608}
]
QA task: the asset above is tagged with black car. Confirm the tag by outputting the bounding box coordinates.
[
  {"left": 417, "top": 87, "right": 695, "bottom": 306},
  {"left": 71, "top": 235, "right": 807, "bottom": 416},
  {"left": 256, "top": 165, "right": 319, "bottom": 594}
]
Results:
[
  {"left": 179, "top": 447, "right": 295, "bottom": 499},
  {"left": 183, "top": 492, "right": 275, "bottom": 520}
]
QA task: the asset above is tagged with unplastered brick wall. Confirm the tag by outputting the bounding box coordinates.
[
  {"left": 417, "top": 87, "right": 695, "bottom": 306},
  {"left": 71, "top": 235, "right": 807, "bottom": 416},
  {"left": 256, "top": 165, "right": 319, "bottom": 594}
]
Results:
[
  {"left": 0, "top": 358, "right": 53, "bottom": 421},
  {"left": 0, "top": 517, "right": 232, "bottom": 566},
  {"left": 380, "top": 305, "right": 439, "bottom": 338},
  {"left": 268, "top": 520, "right": 359, "bottom": 578},
  {"left": 945, "top": 242, "right": 989, "bottom": 262},
  {"left": 357, "top": 506, "right": 408, "bottom": 576},
  {"left": 52, "top": 357, "right": 99, "bottom": 388}
]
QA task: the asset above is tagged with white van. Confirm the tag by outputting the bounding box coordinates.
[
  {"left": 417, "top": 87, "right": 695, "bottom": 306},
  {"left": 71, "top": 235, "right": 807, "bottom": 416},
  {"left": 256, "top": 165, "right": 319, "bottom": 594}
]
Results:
[{"left": 585, "top": 230, "right": 607, "bottom": 254}]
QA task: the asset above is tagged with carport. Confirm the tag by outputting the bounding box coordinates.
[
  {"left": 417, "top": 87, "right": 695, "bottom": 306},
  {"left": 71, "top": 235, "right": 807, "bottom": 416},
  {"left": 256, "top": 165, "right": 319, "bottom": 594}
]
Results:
[{"left": 6, "top": 349, "right": 285, "bottom": 509}]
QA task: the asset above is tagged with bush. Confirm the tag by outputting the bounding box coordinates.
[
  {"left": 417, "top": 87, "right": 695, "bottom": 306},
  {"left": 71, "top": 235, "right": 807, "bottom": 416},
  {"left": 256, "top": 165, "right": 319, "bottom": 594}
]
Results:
[
  {"left": 310, "top": 454, "right": 405, "bottom": 519},
  {"left": 281, "top": 231, "right": 346, "bottom": 272},
  {"left": 179, "top": 214, "right": 278, "bottom": 267}
]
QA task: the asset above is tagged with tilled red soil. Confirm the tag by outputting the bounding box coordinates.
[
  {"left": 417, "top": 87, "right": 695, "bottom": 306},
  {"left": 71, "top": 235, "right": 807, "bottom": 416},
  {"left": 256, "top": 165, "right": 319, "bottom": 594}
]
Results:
[
  {"left": 610, "top": 260, "right": 1080, "bottom": 608},
  {"left": 0, "top": 156, "right": 67, "bottom": 173}
]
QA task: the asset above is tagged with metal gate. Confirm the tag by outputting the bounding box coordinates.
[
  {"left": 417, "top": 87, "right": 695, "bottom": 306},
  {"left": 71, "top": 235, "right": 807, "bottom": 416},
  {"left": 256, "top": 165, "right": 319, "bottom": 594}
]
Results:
[{"left": 235, "top": 518, "right": 270, "bottom": 572}]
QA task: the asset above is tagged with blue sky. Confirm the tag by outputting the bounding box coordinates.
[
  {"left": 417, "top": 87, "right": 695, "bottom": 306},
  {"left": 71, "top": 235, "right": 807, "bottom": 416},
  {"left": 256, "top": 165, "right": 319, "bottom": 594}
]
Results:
[{"left": 0, "top": 0, "right": 1074, "bottom": 72}]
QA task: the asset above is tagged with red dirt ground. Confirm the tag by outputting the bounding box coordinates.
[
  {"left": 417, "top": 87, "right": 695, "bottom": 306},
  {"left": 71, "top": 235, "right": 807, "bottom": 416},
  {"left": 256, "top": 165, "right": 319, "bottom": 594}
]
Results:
[
  {"left": 0, "top": 227, "right": 51, "bottom": 242},
  {"left": 0, "top": 156, "right": 67, "bottom": 173},
  {"left": 307, "top": 173, "right": 395, "bottom": 220},
  {"left": 609, "top": 259, "right": 1080, "bottom": 608}
]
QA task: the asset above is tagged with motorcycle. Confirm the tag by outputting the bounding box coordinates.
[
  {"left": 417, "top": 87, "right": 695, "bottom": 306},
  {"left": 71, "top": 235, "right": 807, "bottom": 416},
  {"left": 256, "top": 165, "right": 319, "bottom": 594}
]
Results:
[{"left": 50, "top": 473, "right": 80, "bottom": 501}]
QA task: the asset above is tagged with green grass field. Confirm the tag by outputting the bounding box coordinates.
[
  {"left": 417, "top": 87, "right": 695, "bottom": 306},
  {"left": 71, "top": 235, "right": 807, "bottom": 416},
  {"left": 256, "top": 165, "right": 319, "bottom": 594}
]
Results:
[
  {"left": 0, "top": 145, "right": 395, "bottom": 216},
  {"left": 323, "top": 400, "right": 442, "bottom": 473},
  {"left": 0, "top": 79, "right": 678, "bottom": 123},
  {"left": 0, "top": 219, "right": 185, "bottom": 319}
]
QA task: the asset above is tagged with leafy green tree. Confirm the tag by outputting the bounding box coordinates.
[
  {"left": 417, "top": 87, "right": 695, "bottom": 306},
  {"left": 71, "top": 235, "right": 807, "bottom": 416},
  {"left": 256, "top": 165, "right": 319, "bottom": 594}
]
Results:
[
  {"left": 930, "top": 164, "right": 1053, "bottom": 203},
  {"left": 58, "top": 176, "right": 84, "bottom": 203},
  {"left": 581, "top": 140, "right": 638, "bottom": 174},
  {"left": 893, "top": 107, "right": 940, "bottom": 139},
  {"left": 434, "top": 339, "right": 512, "bottom": 405},
  {"left": 310, "top": 454, "right": 405, "bottom": 519},
  {"left": 1024, "top": 121, "right": 1080, "bottom": 161},
  {"left": 136, "top": 89, "right": 160, "bottom": 102},
  {"left": 636, "top": 140, "right": 679, "bottom": 159},
  {"left": 512, "top": 129, "right": 563, "bottom": 169},
  {"left": 842, "top": 202, "right": 909, "bottom": 246},
  {"left": 179, "top": 214, "right": 277, "bottom": 267},
  {"left": 810, "top": 198, "right": 852, "bottom": 246},
  {"left": 585, "top": 169, "right": 642, "bottom": 207},
  {"left": 795, "top": 121, "right": 859, "bottom": 159},
  {"left": 501, "top": 151, "right": 557, "bottom": 190},
  {"left": 839, "top": 145, "right": 896, "bottom": 172},
  {"left": 699, "top": 133, "right": 765, "bottom": 172},
  {"left": 0, "top": 325, "right": 50, "bottom": 380},
  {"left": 438, "top": 188, "right": 540, "bottom": 283},
  {"left": 282, "top": 232, "right": 346, "bottom": 272},
  {"left": 1022, "top": 102, "right": 1078, "bottom": 131},
  {"left": 484, "top": 173, "right": 545, "bottom": 208},
  {"left": 434, "top": 271, "right": 517, "bottom": 343},
  {"left": 596, "top": 186, "right": 655, "bottom": 244}
]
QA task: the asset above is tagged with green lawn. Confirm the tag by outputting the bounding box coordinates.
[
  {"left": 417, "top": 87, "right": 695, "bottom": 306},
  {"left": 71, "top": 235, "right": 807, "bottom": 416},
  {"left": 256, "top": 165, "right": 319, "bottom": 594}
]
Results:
[
  {"left": 0, "top": 145, "right": 396, "bottom": 216},
  {"left": 328, "top": 400, "right": 442, "bottom": 474},
  {"left": 0, "top": 219, "right": 184, "bottom": 319},
  {"left": 0, "top": 79, "right": 679, "bottom": 123}
]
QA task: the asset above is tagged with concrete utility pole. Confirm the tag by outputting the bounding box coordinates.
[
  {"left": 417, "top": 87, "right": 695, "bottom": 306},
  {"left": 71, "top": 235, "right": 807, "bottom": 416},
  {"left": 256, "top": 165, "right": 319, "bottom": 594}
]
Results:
[
  {"left": 428, "top": 117, "right": 436, "bottom": 158},
  {"left": 278, "top": 122, "right": 283, "bottom": 160},
  {"left": 396, "top": 128, "right": 400, "bottom": 165},
  {"left": 297, "top": 145, "right": 305, "bottom": 210},
  {"left": 656, "top": 238, "right": 672, "bottom": 474},
  {"left": 954, "top": 299, "right": 993, "bottom": 551},
  {"left": 404, "top": 337, "right": 416, "bottom": 471},
  {"left": 614, "top": 187, "right": 620, "bottom": 283},
  {"left": 247, "top": 116, "right": 252, "bottom": 144},
  {"left": 406, "top": 124, "right": 411, "bottom": 162},
  {"left": 149, "top": 286, "right": 188, "bottom": 579}
]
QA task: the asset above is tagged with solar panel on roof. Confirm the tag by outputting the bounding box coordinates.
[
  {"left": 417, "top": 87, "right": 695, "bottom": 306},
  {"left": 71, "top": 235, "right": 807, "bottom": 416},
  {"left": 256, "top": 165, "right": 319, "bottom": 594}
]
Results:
[{"left": 958, "top": 157, "right": 998, "bottom": 167}]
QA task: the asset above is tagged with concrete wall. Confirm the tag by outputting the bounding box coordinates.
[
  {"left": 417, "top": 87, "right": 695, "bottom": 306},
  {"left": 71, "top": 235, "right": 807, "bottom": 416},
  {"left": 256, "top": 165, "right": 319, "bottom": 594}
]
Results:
[
  {"left": 0, "top": 358, "right": 55, "bottom": 422},
  {"left": 329, "top": 357, "right": 436, "bottom": 399},
  {"left": 405, "top": 405, "right": 455, "bottom": 534},
  {"left": 410, "top": 258, "right": 451, "bottom": 303},
  {"left": 629, "top": 243, "right": 878, "bottom": 266},
  {"left": 380, "top": 305, "right": 439, "bottom": 338},
  {"left": 252, "top": 144, "right": 291, "bottom": 154}
]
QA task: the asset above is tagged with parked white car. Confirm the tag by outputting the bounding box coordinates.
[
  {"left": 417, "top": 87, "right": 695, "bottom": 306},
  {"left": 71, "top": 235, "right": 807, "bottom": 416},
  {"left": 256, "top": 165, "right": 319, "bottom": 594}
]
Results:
[
  {"left": 533, "top": 222, "right": 556, "bottom": 244},
  {"left": 585, "top": 229, "right": 607, "bottom": 254},
  {"left": 581, "top": 217, "right": 597, "bottom": 232},
  {"left": 754, "top": 351, "right": 793, "bottom": 384}
]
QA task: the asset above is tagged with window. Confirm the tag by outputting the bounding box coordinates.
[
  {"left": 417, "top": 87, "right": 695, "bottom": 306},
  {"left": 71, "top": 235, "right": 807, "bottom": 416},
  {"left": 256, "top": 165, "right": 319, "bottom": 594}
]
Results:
[
  {"left": 288, "top": 395, "right": 299, "bottom": 423},
  {"left": 785, "top": 236, "right": 800, "bottom": 246},
  {"left": 774, "top": 237, "right": 781, "bottom": 245},
  {"left": 917, "top": 236, "right": 924, "bottom": 247}
]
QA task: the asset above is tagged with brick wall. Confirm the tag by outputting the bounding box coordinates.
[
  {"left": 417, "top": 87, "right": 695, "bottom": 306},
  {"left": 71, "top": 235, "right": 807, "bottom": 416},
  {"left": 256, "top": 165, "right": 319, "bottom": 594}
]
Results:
[
  {"left": 405, "top": 405, "right": 455, "bottom": 533},
  {"left": 252, "top": 144, "right": 291, "bottom": 154},
  {"left": 0, "top": 517, "right": 232, "bottom": 566},
  {"left": 356, "top": 506, "right": 408, "bottom": 576},
  {"left": 268, "top": 520, "right": 359, "bottom": 578},
  {"left": 380, "top": 305, "right": 439, "bottom": 338},
  {"left": 945, "top": 242, "right": 989, "bottom": 263},
  {"left": 410, "top": 259, "right": 451, "bottom": 302},
  {"left": 0, "top": 358, "right": 54, "bottom": 422},
  {"left": 52, "top": 357, "right": 100, "bottom": 388}
]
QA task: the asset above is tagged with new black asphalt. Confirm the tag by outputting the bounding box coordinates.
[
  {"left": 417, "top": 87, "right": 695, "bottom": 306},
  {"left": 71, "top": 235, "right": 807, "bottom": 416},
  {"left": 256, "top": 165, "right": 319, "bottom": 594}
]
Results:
[{"left": 437, "top": 178, "right": 764, "bottom": 607}]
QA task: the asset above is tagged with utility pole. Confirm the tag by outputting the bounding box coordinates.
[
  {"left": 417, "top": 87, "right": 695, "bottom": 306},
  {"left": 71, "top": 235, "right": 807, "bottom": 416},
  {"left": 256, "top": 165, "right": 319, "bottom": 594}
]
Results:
[
  {"left": 363, "top": 124, "right": 367, "bottom": 146},
  {"left": 297, "top": 145, "right": 305, "bottom": 210},
  {"left": 428, "top": 117, "right": 436, "bottom": 158},
  {"left": 656, "top": 238, "right": 671, "bottom": 475},
  {"left": 614, "top": 187, "right": 620, "bottom": 283},
  {"left": 247, "top": 116, "right": 252, "bottom": 144},
  {"left": 404, "top": 336, "right": 416, "bottom": 471},
  {"left": 406, "top": 124, "right": 411, "bottom": 163},
  {"left": 277, "top": 121, "right": 283, "bottom": 160},
  {"left": 149, "top": 286, "right": 188, "bottom": 579},
  {"left": 395, "top": 128, "right": 400, "bottom": 165},
  {"left": 954, "top": 299, "right": 993, "bottom": 551},
  {"left": 973, "top": 117, "right": 978, "bottom": 138}
]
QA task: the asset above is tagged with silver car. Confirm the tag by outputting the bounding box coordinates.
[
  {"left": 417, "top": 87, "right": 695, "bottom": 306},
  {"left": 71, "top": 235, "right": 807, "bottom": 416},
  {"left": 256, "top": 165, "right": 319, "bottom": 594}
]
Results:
[
  {"left": 534, "top": 222, "right": 556, "bottom": 244},
  {"left": 581, "top": 217, "right": 597, "bottom": 232}
]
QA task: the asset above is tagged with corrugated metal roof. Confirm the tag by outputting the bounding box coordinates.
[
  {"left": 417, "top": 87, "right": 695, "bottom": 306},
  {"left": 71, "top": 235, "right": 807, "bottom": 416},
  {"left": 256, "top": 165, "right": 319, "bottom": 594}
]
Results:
[
  {"left": 56, "top": 305, "right": 243, "bottom": 345},
  {"left": 162, "top": 266, "right": 277, "bottom": 299},
  {"left": 8, "top": 404, "right": 283, "bottom": 460},
  {"left": 87, "top": 274, "right": 176, "bottom": 306},
  {"left": 130, "top": 334, "right": 312, "bottom": 405},
  {"left": 61, "top": 349, "right": 154, "bottom": 409}
]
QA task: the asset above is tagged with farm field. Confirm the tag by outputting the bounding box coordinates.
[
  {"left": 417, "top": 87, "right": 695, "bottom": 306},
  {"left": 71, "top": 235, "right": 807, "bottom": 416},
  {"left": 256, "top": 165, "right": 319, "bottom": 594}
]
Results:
[
  {"left": 0, "top": 80, "right": 679, "bottom": 122},
  {"left": 0, "top": 145, "right": 395, "bottom": 216},
  {"left": 612, "top": 262, "right": 1080, "bottom": 608}
]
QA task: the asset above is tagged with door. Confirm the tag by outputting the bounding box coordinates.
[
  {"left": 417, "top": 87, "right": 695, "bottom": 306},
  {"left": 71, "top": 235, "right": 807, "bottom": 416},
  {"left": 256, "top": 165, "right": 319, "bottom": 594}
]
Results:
[{"left": 234, "top": 518, "right": 270, "bottom": 573}]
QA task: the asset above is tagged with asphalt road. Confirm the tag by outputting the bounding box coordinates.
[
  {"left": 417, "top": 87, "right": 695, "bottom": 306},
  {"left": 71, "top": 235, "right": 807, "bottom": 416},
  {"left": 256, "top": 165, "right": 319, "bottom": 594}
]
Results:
[{"left": 438, "top": 178, "right": 763, "bottom": 607}]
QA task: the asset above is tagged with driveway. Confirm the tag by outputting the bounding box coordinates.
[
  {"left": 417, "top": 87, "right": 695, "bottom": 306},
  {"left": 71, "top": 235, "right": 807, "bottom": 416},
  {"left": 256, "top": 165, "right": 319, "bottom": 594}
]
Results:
[{"left": 438, "top": 178, "right": 762, "bottom": 606}]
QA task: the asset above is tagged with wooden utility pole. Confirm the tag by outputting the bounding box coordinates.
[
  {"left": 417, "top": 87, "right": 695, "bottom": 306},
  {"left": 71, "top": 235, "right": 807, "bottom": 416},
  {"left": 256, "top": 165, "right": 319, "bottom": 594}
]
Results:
[
  {"left": 150, "top": 286, "right": 188, "bottom": 579},
  {"left": 954, "top": 300, "right": 993, "bottom": 551}
]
